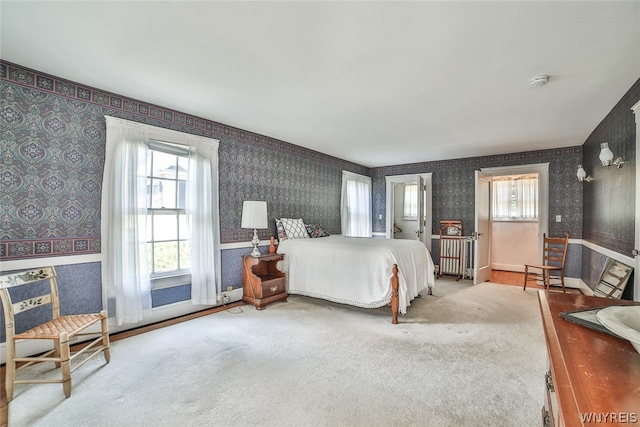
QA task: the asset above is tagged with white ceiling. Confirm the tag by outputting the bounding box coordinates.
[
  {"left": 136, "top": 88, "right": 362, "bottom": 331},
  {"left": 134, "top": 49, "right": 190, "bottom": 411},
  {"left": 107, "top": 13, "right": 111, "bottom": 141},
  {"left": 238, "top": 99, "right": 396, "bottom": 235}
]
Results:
[{"left": 2, "top": 1, "right": 639, "bottom": 168}]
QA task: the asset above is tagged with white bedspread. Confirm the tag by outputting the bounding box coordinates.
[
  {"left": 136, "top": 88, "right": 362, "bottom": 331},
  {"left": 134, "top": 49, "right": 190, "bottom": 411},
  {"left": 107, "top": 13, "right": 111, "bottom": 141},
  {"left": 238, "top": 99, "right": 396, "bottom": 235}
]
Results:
[{"left": 276, "top": 236, "right": 435, "bottom": 314}]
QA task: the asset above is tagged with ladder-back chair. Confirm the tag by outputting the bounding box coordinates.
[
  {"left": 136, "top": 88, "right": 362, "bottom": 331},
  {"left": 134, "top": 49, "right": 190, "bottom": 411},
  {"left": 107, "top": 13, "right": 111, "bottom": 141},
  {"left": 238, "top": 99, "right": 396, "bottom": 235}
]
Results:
[
  {"left": 0, "top": 267, "right": 110, "bottom": 402},
  {"left": 523, "top": 233, "right": 569, "bottom": 292}
]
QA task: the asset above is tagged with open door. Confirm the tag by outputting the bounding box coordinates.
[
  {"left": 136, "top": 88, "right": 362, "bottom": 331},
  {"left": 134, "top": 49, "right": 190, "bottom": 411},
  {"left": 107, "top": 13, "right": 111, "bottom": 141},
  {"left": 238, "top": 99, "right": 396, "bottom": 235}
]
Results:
[
  {"left": 474, "top": 170, "right": 492, "bottom": 284},
  {"left": 385, "top": 174, "right": 432, "bottom": 251},
  {"left": 416, "top": 175, "right": 425, "bottom": 242}
]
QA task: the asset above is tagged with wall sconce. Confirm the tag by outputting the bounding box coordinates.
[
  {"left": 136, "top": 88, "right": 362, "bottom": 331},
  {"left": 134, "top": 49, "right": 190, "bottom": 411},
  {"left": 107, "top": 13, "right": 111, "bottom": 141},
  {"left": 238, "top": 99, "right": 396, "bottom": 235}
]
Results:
[
  {"left": 599, "top": 142, "right": 624, "bottom": 168},
  {"left": 576, "top": 165, "right": 592, "bottom": 182}
]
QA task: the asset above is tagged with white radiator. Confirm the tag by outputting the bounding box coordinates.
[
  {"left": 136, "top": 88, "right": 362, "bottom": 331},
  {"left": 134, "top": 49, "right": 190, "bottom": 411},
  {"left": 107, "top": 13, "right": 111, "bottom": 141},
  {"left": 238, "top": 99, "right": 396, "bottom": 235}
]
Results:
[{"left": 438, "top": 237, "right": 474, "bottom": 279}]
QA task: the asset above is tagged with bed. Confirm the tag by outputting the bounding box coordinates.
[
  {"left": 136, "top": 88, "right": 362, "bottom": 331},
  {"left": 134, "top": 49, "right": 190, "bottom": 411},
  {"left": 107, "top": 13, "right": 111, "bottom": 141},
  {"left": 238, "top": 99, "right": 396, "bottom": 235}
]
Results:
[{"left": 276, "top": 234, "right": 435, "bottom": 323}]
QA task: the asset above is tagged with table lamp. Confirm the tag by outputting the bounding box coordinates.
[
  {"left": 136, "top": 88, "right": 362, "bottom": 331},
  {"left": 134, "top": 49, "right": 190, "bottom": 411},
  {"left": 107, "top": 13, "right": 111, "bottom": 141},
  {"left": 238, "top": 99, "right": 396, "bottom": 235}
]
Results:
[{"left": 241, "top": 201, "right": 268, "bottom": 257}]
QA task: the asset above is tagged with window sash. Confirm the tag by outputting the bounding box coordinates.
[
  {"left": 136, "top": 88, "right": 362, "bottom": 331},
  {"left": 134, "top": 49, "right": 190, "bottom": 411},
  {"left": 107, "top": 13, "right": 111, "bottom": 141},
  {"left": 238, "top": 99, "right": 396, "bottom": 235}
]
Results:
[{"left": 147, "top": 144, "right": 190, "bottom": 277}]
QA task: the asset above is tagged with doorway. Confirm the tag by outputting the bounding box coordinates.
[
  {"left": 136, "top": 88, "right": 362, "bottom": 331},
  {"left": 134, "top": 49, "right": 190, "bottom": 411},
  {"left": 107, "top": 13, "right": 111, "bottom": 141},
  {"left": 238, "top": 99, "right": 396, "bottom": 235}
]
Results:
[
  {"left": 491, "top": 173, "right": 540, "bottom": 272},
  {"left": 385, "top": 174, "right": 432, "bottom": 249},
  {"left": 474, "top": 163, "right": 550, "bottom": 284}
]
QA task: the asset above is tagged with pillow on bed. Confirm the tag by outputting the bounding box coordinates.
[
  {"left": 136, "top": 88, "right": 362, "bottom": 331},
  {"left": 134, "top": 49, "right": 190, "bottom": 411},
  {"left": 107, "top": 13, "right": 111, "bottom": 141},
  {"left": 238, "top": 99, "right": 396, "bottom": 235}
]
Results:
[
  {"left": 275, "top": 219, "right": 288, "bottom": 241},
  {"left": 305, "top": 224, "right": 330, "bottom": 238},
  {"left": 280, "top": 218, "right": 309, "bottom": 239}
]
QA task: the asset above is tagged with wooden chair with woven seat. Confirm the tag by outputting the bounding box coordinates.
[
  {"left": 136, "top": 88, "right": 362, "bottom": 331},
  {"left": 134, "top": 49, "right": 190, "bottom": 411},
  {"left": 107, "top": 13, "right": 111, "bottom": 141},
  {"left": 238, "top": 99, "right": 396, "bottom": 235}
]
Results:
[
  {"left": 523, "top": 233, "right": 569, "bottom": 293},
  {"left": 0, "top": 266, "right": 110, "bottom": 402}
]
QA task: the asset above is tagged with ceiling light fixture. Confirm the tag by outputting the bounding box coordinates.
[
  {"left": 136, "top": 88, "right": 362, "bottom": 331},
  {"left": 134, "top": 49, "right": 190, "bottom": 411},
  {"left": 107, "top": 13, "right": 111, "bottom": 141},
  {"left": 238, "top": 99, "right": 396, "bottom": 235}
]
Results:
[{"left": 529, "top": 75, "right": 549, "bottom": 87}]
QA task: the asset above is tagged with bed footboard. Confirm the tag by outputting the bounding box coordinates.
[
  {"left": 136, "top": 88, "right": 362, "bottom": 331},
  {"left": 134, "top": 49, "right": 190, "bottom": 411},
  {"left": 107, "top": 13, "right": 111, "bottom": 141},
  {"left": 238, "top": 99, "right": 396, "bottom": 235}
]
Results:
[
  {"left": 390, "top": 264, "right": 432, "bottom": 323},
  {"left": 391, "top": 264, "right": 399, "bottom": 324}
]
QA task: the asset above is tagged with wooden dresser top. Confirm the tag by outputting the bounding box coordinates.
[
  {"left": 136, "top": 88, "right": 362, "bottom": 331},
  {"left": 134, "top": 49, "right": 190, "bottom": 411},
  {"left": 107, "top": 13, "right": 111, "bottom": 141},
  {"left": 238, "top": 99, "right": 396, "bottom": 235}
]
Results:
[{"left": 538, "top": 291, "right": 640, "bottom": 426}]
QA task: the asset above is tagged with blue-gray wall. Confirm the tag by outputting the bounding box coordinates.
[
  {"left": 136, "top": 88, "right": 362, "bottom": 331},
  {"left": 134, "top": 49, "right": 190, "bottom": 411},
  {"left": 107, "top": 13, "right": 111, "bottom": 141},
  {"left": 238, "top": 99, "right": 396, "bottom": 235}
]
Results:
[
  {"left": 581, "top": 78, "right": 639, "bottom": 256},
  {"left": 579, "top": 78, "right": 639, "bottom": 296}
]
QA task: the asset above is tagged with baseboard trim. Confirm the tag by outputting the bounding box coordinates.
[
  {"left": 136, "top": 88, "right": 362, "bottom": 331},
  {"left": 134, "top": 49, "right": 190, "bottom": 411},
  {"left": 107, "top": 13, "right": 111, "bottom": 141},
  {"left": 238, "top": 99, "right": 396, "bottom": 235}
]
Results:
[{"left": 579, "top": 280, "right": 594, "bottom": 296}]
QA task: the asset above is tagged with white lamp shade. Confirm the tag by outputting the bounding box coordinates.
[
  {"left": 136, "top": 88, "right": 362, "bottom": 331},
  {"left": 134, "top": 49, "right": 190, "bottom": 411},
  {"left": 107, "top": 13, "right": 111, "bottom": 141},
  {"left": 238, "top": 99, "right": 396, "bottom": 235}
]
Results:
[
  {"left": 599, "top": 142, "right": 614, "bottom": 164},
  {"left": 241, "top": 201, "right": 268, "bottom": 229},
  {"left": 577, "top": 165, "right": 586, "bottom": 180}
]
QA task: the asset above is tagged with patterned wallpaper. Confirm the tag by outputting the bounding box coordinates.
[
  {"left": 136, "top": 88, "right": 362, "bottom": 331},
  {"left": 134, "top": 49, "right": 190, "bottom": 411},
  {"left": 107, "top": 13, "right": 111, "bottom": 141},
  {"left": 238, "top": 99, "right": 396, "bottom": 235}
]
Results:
[
  {"left": 1, "top": 60, "right": 635, "bottom": 266},
  {"left": 0, "top": 61, "right": 368, "bottom": 261},
  {"left": 581, "top": 78, "right": 639, "bottom": 256},
  {"left": 370, "top": 147, "right": 584, "bottom": 239}
]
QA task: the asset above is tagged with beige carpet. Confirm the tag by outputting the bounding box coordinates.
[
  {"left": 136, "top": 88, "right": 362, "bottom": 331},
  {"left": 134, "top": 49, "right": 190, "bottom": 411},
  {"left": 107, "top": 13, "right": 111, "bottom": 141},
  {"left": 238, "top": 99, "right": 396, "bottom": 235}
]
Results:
[{"left": 7, "top": 280, "right": 546, "bottom": 427}]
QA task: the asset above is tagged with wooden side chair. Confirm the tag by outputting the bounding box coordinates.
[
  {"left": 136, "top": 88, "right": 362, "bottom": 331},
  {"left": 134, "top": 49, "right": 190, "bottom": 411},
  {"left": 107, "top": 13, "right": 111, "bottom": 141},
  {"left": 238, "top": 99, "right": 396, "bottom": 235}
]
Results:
[
  {"left": 523, "top": 233, "right": 569, "bottom": 292},
  {"left": 0, "top": 267, "right": 110, "bottom": 402}
]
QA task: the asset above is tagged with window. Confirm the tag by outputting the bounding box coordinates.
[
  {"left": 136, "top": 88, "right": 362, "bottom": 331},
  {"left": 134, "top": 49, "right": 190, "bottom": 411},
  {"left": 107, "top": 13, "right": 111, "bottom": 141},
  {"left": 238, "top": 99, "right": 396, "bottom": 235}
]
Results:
[
  {"left": 402, "top": 183, "right": 418, "bottom": 220},
  {"left": 146, "top": 142, "right": 190, "bottom": 276},
  {"left": 492, "top": 174, "right": 538, "bottom": 220},
  {"left": 102, "top": 116, "right": 221, "bottom": 326},
  {"left": 340, "top": 171, "right": 372, "bottom": 237}
]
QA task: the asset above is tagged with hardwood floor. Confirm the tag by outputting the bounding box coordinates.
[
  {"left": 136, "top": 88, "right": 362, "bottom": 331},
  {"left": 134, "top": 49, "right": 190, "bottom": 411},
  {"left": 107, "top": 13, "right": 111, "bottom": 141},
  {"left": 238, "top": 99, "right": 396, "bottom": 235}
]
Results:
[
  {"left": 491, "top": 270, "right": 526, "bottom": 286},
  {"left": 490, "top": 270, "right": 581, "bottom": 295},
  {"left": 1, "top": 386, "right": 6, "bottom": 427}
]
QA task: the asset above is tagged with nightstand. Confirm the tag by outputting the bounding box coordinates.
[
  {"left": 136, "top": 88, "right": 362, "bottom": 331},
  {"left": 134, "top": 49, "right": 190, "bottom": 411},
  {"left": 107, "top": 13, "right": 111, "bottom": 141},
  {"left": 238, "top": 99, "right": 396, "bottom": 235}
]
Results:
[{"left": 242, "top": 253, "right": 287, "bottom": 310}]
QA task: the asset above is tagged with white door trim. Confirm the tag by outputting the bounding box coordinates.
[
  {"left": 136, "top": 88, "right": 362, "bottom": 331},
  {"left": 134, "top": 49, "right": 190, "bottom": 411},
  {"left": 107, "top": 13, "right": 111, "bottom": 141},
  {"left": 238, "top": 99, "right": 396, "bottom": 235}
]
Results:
[
  {"left": 480, "top": 163, "right": 550, "bottom": 260},
  {"left": 632, "top": 100, "right": 640, "bottom": 301}
]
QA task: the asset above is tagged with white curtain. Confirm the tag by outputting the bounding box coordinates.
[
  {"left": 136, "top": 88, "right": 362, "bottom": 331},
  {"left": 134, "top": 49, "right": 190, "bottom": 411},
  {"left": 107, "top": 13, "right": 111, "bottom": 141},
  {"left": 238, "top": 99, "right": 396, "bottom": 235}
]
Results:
[
  {"left": 515, "top": 178, "right": 538, "bottom": 219},
  {"left": 340, "top": 171, "right": 372, "bottom": 237},
  {"left": 403, "top": 183, "right": 418, "bottom": 218},
  {"left": 492, "top": 180, "right": 512, "bottom": 218},
  {"left": 492, "top": 176, "right": 538, "bottom": 219},
  {"left": 102, "top": 117, "right": 152, "bottom": 326},
  {"left": 187, "top": 136, "right": 221, "bottom": 305}
]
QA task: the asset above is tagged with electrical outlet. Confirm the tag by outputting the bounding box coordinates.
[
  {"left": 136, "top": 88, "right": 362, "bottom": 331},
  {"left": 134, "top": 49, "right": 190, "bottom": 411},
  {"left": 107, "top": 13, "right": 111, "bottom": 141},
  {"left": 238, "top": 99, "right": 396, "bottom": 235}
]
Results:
[
  {"left": 555, "top": 215, "right": 562, "bottom": 223},
  {"left": 226, "top": 285, "right": 233, "bottom": 291},
  {"left": 223, "top": 294, "right": 231, "bottom": 303}
]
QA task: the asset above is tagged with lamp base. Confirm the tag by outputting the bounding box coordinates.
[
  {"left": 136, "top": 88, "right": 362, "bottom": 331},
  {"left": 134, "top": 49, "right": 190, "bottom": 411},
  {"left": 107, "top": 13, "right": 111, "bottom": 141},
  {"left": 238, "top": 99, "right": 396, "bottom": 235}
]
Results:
[
  {"left": 250, "top": 245, "right": 261, "bottom": 257},
  {"left": 250, "top": 229, "right": 261, "bottom": 257}
]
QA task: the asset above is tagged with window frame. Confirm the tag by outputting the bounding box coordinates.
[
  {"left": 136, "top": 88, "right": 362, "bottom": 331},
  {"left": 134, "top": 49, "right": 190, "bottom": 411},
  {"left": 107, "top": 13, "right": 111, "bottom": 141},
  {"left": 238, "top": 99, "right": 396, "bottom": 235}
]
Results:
[{"left": 146, "top": 140, "right": 191, "bottom": 282}]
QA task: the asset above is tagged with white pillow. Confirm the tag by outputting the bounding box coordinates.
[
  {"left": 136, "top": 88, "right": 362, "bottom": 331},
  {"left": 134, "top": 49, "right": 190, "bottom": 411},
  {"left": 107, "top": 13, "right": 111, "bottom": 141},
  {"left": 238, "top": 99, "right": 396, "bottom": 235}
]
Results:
[{"left": 280, "top": 218, "right": 309, "bottom": 239}]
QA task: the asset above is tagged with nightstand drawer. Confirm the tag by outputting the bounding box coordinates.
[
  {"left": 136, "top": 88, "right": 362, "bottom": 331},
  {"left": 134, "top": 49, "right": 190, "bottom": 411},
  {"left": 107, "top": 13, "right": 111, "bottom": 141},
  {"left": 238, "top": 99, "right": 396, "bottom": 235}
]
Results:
[{"left": 261, "top": 277, "right": 285, "bottom": 296}]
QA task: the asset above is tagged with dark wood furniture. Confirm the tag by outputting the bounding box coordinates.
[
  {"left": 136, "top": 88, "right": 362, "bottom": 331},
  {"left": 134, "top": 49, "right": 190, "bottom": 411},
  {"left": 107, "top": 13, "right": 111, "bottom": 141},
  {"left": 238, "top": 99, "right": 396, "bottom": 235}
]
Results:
[
  {"left": 242, "top": 253, "right": 288, "bottom": 310},
  {"left": 538, "top": 291, "right": 640, "bottom": 426}
]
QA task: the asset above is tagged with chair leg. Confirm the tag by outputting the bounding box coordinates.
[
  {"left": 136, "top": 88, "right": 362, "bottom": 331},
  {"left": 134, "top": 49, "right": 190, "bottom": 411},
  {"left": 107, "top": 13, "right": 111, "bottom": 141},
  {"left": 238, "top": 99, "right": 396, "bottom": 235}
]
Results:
[
  {"left": 5, "top": 339, "right": 16, "bottom": 402},
  {"left": 544, "top": 270, "right": 550, "bottom": 290},
  {"left": 560, "top": 274, "right": 566, "bottom": 293},
  {"left": 59, "top": 333, "right": 72, "bottom": 398},
  {"left": 53, "top": 339, "right": 62, "bottom": 369},
  {"left": 523, "top": 266, "right": 529, "bottom": 290},
  {"left": 100, "top": 310, "right": 111, "bottom": 363}
]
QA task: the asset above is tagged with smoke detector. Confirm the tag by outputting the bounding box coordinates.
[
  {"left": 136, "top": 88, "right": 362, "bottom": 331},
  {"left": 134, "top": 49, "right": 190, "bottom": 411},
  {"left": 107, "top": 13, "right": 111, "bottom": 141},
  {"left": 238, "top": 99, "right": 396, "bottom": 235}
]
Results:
[{"left": 529, "top": 75, "right": 549, "bottom": 87}]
